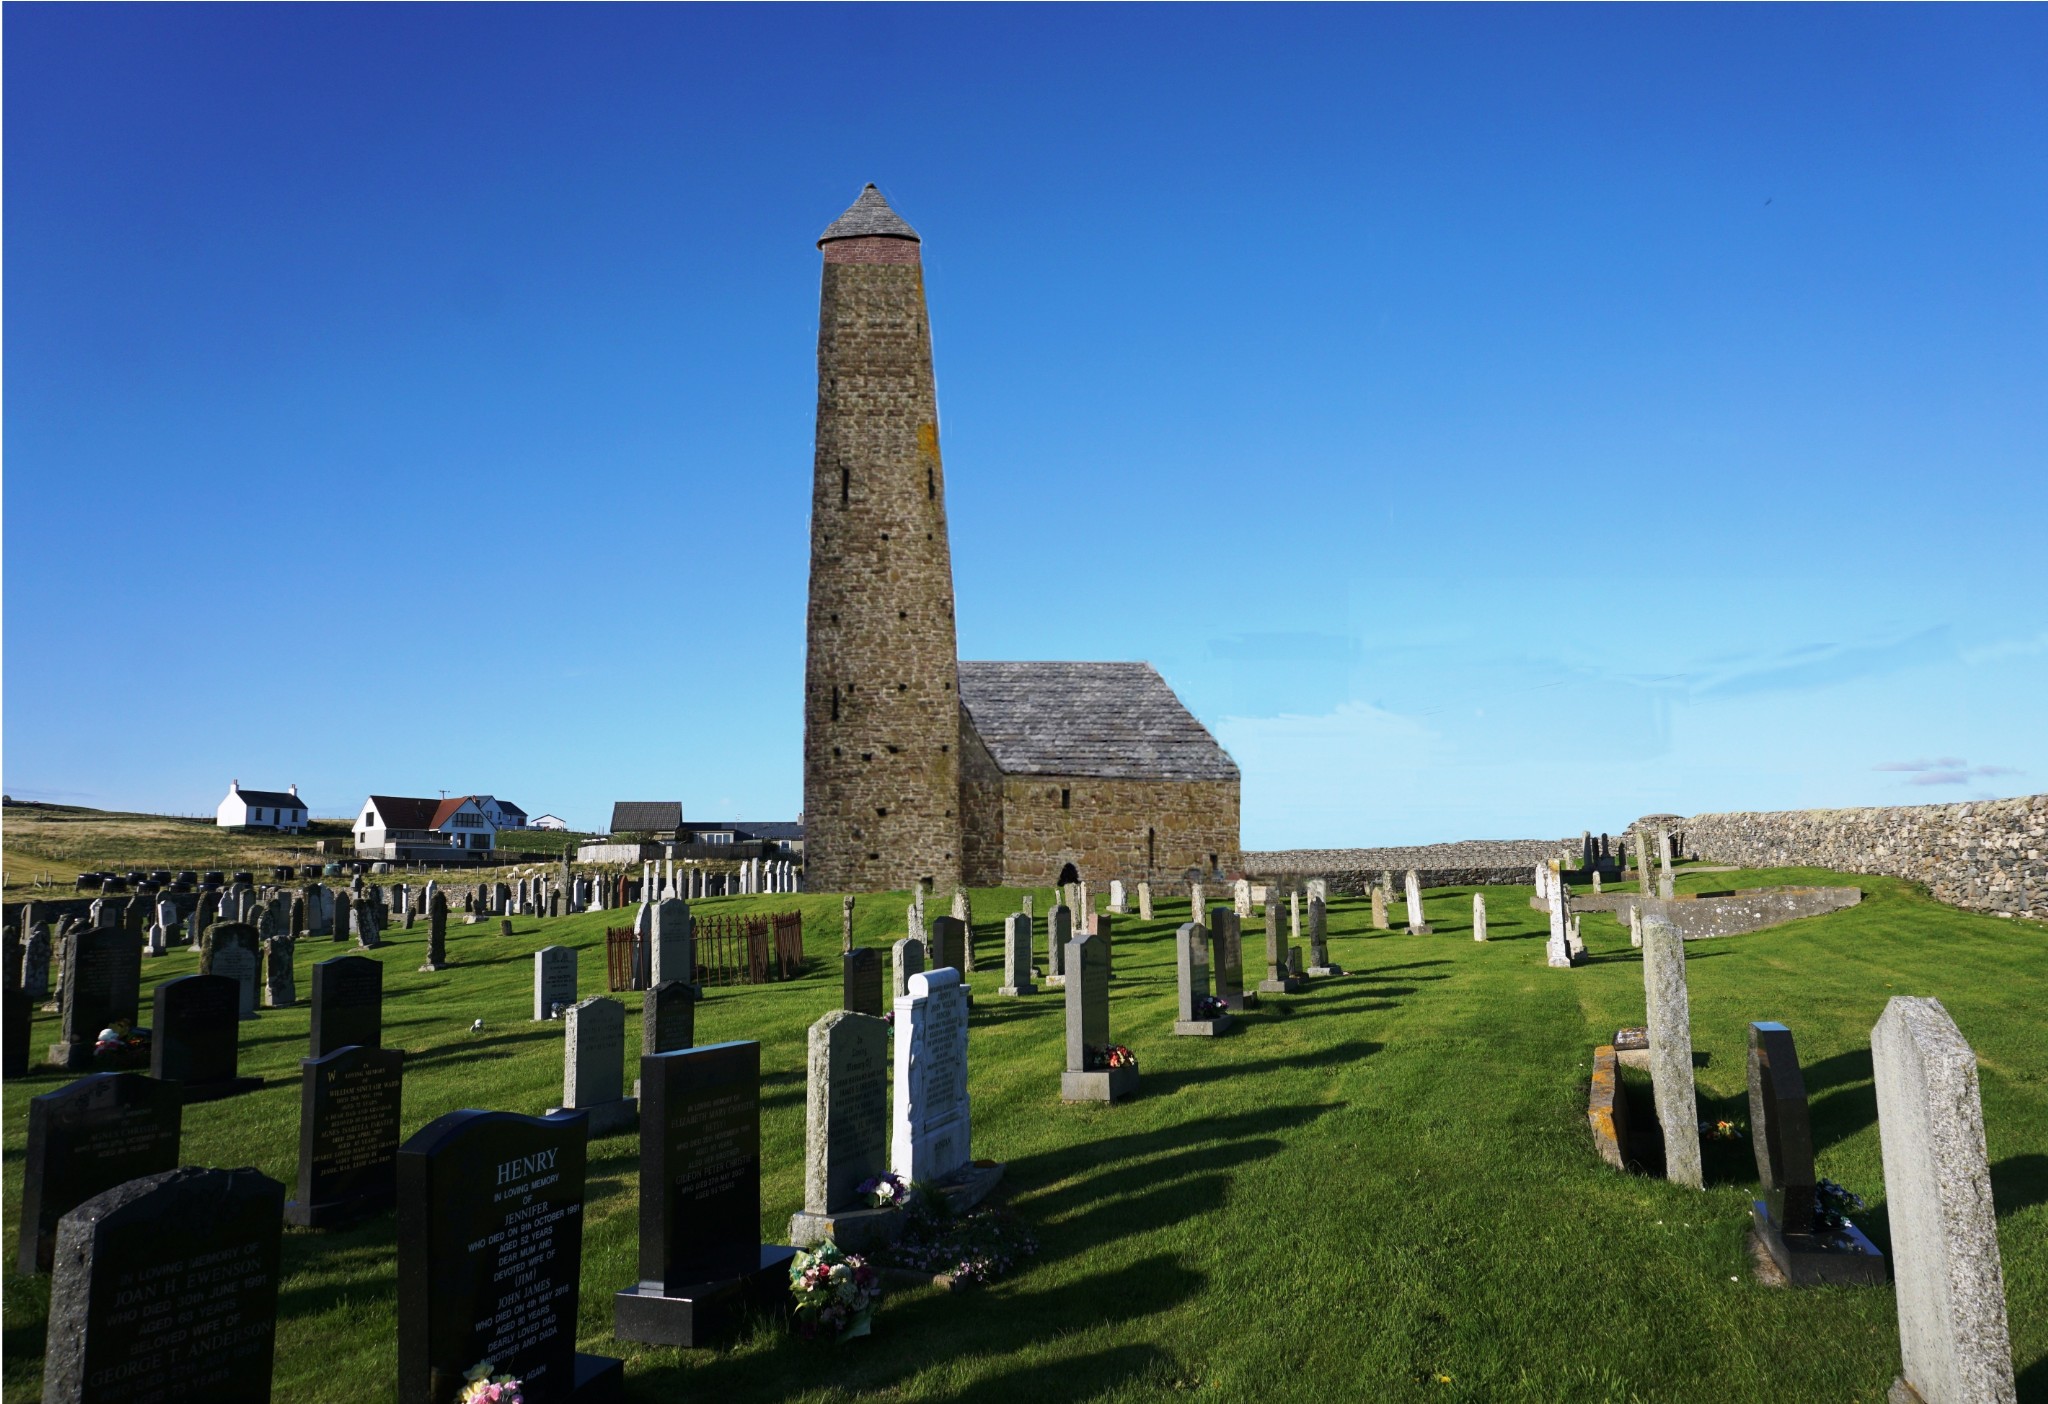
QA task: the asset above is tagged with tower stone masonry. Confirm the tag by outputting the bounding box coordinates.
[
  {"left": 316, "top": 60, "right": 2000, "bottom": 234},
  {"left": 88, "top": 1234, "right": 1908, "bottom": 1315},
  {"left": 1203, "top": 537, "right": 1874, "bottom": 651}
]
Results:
[{"left": 803, "top": 186, "right": 964, "bottom": 893}]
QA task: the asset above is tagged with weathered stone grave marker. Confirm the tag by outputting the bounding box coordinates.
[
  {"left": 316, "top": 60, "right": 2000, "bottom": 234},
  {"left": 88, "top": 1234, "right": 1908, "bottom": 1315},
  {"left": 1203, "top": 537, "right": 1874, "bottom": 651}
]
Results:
[
  {"left": 789, "top": 1012, "right": 896, "bottom": 1250},
  {"left": 1065, "top": 931, "right": 1137, "bottom": 1099},
  {"left": 1044, "top": 903, "right": 1071, "bottom": 987},
  {"left": 534, "top": 945, "right": 578, "bottom": 1021},
  {"left": 1258, "top": 899, "right": 1302, "bottom": 994},
  {"left": 204, "top": 922, "right": 262, "bottom": 1019},
  {"left": 1405, "top": 870, "right": 1433, "bottom": 934},
  {"left": 1174, "top": 921, "right": 1232, "bottom": 1036},
  {"left": 643, "top": 980, "right": 696, "bottom": 1056},
  {"left": 1211, "top": 907, "right": 1248, "bottom": 1011},
  {"left": 548, "top": 996, "right": 636, "bottom": 1137},
  {"left": 263, "top": 935, "right": 296, "bottom": 1007},
  {"left": 1472, "top": 893, "right": 1489, "bottom": 942},
  {"left": 1873, "top": 997, "right": 2017, "bottom": 1404},
  {"left": 418, "top": 893, "right": 448, "bottom": 972},
  {"left": 650, "top": 899, "right": 694, "bottom": 988},
  {"left": 997, "top": 912, "right": 1035, "bottom": 996},
  {"left": 1642, "top": 912, "right": 1702, "bottom": 1188},
  {"left": 1307, "top": 892, "right": 1339, "bottom": 974}
]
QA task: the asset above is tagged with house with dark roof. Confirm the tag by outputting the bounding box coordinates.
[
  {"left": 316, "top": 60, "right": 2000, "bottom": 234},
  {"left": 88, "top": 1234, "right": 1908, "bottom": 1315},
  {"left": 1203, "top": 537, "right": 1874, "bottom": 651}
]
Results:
[
  {"left": 353, "top": 794, "right": 496, "bottom": 859},
  {"left": 475, "top": 796, "right": 528, "bottom": 830},
  {"left": 610, "top": 802, "right": 683, "bottom": 839},
  {"left": 957, "top": 662, "right": 1240, "bottom": 887},
  {"left": 215, "top": 780, "right": 310, "bottom": 833}
]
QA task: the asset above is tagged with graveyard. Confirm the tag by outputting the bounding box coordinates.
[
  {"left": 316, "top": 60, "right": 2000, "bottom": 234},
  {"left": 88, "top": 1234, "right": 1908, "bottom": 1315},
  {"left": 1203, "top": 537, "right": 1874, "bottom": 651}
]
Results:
[{"left": 2, "top": 863, "right": 2041, "bottom": 1402}]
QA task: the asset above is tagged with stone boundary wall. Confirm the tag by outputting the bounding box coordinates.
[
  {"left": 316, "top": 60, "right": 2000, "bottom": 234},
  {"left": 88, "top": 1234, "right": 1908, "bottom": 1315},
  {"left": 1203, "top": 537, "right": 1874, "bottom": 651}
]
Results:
[
  {"left": 1244, "top": 839, "right": 1577, "bottom": 895},
  {"left": 1660, "top": 795, "right": 2044, "bottom": 920}
]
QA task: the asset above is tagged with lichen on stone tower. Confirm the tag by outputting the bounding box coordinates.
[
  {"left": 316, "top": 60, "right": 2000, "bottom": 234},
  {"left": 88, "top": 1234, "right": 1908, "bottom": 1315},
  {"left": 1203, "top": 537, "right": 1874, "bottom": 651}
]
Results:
[{"left": 802, "top": 184, "right": 963, "bottom": 893}]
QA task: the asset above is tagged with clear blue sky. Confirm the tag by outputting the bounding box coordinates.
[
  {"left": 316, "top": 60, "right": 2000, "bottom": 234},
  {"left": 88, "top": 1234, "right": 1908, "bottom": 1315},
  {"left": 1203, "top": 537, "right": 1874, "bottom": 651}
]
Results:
[{"left": 5, "top": 4, "right": 2043, "bottom": 846}]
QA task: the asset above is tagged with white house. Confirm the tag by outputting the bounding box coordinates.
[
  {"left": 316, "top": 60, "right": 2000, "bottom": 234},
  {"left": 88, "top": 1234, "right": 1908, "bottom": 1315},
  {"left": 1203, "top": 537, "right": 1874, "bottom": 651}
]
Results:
[
  {"left": 353, "top": 794, "right": 497, "bottom": 859},
  {"left": 475, "top": 796, "right": 528, "bottom": 830},
  {"left": 530, "top": 814, "right": 570, "bottom": 831},
  {"left": 216, "top": 781, "right": 309, "bottom": 833}
]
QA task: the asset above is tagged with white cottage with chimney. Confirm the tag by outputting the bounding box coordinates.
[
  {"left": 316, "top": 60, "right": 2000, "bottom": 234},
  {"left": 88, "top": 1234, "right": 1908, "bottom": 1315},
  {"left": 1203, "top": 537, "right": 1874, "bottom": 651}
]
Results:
[{"left": 216, "top": 781, "right": 310, "bottom": 832}]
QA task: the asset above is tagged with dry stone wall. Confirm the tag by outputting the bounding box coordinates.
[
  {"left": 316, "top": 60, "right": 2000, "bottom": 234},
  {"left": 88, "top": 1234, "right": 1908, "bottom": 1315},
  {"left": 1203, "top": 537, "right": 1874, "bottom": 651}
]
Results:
[
  {"left": 1245, "top": 839, "right": 1580, "bottom": 895},
  {"left": 1662, "top": 795, "right": 2045, "bottom": 920}
]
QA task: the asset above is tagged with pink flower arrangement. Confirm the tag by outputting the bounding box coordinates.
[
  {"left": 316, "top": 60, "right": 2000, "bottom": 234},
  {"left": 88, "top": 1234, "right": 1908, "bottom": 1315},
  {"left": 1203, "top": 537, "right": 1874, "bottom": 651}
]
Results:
[{"left": 459, "top": 1362, "right": 524, "bottom": 1404}]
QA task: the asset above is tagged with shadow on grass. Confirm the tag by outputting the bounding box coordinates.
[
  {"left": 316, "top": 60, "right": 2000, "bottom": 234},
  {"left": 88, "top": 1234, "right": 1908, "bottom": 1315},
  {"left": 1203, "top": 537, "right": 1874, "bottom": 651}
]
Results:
[
  {"left": 972, "top": 1001, "right": 1063, "bottom": 1028},
  {"left": 1992, "top": 1153, "right": 2048, "bottom": 1220},
  {"left": 621, "top": 1257, "right": 1192, "bottom": 1402},
  {"left": 1350, "top": 960, "right": 1451, "bottom": 977},
  {"left": 1138, "top": 1041, "right": 1381, "bottom": 1098},
  {"left": 406, "top": 1030, "right": 557, "bottom": 1064}
]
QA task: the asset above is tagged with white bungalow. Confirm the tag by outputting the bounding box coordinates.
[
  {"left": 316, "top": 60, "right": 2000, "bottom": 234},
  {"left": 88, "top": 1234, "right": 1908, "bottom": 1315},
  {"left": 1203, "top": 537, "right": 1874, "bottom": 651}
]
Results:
[
  {"left": 475, "top": 796, "right": 529, "bottom": 830},
  {"left": 353, "top": 794, "right": 497, "bottom": 859},
  {"left": 216, "top": 781, "right": 309, "bottom": 833}
]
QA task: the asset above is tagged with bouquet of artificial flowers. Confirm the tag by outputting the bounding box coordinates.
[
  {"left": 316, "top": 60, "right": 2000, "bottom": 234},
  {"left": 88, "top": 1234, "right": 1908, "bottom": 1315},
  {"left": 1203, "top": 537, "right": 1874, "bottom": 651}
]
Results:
[
  {"left": 855, "top": 1172, "right": 912, "bottom": 1210},
  {"left": 459, "top": 1361, "right": 524, "bottom": 1404},
  {"left": 1195, "top": 995, "right": 1228, "bottom": 1020},
  {"left": 789, "top": 1241, "right": 882, "bottom": 1341},
  {"left": 1090, "top": 1044, "right": 1137, "bottom": 1071}
]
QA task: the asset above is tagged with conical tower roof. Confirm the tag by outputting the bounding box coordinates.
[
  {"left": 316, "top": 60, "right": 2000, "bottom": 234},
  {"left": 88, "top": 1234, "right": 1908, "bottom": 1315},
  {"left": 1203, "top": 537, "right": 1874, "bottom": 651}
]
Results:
[{"left": 818, "top": 184, "right": 920, "bottom": 246}]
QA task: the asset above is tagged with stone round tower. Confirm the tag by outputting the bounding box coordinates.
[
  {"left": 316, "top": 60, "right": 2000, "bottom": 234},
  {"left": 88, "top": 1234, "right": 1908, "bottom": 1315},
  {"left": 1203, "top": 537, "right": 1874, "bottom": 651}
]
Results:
[{"left": 803, "top": 185, "right": 963, "bottom": 894}]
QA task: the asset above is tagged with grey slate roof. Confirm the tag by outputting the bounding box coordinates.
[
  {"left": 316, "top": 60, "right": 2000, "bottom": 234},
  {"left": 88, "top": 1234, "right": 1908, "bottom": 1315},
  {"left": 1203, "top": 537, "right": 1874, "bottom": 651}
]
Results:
[
  {"left": 610, "top": 801, "right": 683, "bottom": 834},
  {"left": 819, "top": 184, "right": 920, "bottom": 245},
  {"left": 233, "top": 788, "right": 303, "bottom": 811},
  {"left": 957, "top": 662, "right": 1240, "bottom": 782}
]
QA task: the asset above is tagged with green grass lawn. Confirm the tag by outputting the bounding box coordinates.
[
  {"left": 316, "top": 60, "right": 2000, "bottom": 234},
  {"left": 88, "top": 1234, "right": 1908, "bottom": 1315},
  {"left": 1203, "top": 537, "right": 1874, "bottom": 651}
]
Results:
[{"left": 4, "top": 871, "right": 2043, "bottom": 1402}]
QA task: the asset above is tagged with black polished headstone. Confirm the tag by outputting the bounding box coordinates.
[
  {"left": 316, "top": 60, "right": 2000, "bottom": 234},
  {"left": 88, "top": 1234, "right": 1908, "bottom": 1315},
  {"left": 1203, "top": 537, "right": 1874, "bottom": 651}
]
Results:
[
  {"left": 286, "top": 1045, "right": 404, "bottom": 1228},
  {"left": 614, "top": 1040, "right": 794, "bottom": 1347},
  {"left": 309, "top": 955, "right": 382, "bottom": 1059},
  {"left": 397, "top": 1109, "right": 621, "bottom": 1404},
  {"left": 151, "top": 974, "right": 260, "bottom": 1101},
  {"left": 51, "top": 928, "right": 143, "bottom": 1070},
  {"left": 642, "top": 981, "right": 695, "bottom": 1056},
  {"left": 1745, "top": 1020, "right": 1886, "bottom": 1287},
  {"left": 41, "top": 1166, "right": 284, "bottom": 1404},
  {"left": 18, "top": 1072, "right": 183, "bottom": 1274},
  {"left": 841, "top": 948, "right": 883, "bottom": 1016}
]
